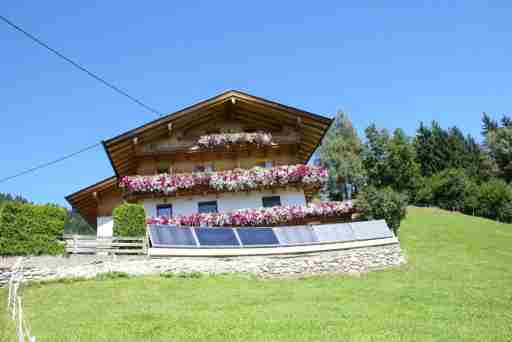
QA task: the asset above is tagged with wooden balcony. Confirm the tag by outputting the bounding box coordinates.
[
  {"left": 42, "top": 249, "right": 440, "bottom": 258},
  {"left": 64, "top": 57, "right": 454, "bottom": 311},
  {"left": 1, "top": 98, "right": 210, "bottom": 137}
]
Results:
[{"left": 135, "top": 133, "right": 300, "bottom": 158}]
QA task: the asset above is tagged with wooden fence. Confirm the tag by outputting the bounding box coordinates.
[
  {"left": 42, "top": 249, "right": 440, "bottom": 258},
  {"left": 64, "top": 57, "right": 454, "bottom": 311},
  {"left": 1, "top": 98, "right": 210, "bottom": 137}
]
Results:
[
  {"left": 63, "top": 235, "right": 146, "bottom": 255},
  {"left": 6, "top": 258, "right": 37, "bottom": 342}
]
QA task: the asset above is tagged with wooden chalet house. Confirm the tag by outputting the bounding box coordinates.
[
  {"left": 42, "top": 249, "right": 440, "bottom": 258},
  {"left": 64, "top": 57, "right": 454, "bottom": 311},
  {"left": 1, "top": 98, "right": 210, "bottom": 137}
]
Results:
[{"left": 66, "top": 90, "right": 353, "bottom": 237}]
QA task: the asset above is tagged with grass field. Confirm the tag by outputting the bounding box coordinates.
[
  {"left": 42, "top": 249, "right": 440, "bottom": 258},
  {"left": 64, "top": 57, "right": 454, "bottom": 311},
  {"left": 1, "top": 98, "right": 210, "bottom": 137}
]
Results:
[{"left": 2, "top": 207, "right": 512, "bottom": 341}]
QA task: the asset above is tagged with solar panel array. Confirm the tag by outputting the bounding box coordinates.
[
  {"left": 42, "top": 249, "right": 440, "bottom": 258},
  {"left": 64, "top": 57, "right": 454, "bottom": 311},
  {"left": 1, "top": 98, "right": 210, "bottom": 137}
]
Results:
[{"left": 149, "top": 220, "right": 394, "bottom": 248}]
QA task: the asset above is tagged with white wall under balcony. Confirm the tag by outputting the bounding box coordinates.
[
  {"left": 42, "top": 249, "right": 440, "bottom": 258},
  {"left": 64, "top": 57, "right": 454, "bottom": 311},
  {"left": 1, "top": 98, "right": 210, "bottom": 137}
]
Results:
[
  {"left": 142, "top": 188, "right": 306, "bottom": 218},
  {"left": 97, "top": 216, "right": 113, "bottom": 237}
]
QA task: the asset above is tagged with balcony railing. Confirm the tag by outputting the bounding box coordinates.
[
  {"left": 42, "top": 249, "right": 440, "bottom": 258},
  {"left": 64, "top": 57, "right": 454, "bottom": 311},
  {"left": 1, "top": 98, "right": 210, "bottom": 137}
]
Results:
[{"left": 138, "top": 133, "right": 300, "bottom": 155}]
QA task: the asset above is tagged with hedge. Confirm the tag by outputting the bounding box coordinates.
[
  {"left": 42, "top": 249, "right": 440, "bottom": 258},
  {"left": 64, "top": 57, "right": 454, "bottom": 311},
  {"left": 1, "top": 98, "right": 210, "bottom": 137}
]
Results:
[
  {"left": 113, "top": 202, "right": 146, "bottom": 237},
  {"left": 0, "top": 202, "right": 66, "bottom": 256}
]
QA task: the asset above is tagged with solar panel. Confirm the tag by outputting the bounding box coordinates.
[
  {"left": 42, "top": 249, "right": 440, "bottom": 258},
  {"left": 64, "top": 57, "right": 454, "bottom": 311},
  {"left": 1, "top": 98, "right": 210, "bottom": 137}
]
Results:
[
  {"left": 313, "top": 223, "right": 356, "bottom": 242},
  {"left": 149, "top": 220, "right": 394, "bottom": 249},
  {"left": 350, "top": 220, "right": 393, "bottom": 240},
  {"left": 194, "top": 228, "right": 240, "bottom": 246},
  {"left": 274, "top": 226, "right": 318, "bottom": 245},
  {"left": 237, "top": 228, "right": 279, "bottom": 246},
  {"left": 149, "top": 225, "right": 197, "bottom": 247}
]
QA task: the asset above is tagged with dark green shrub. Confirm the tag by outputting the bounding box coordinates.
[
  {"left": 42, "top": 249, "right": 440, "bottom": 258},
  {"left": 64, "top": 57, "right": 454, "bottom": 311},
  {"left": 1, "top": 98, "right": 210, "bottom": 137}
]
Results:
[
  {"left": 0, "top": 202, "right": 66, "bottom": 256},
  {"left": 113, "top": 202, "right": 146, "bottom": 237},
  {"left": 431, "top": 169, "right": 467, "bottom": 211},
  {"left": 414, "top": 177, "right": 433, "bottom": 206},
  {"left": 462, "top": 180, "right": 480, "bottom": 216},
  {"left": 355, "top": 186, "right": 407, "bottom": 235},
  {"left": 476, "top": 179, "right": 512, "bottom": 221}
]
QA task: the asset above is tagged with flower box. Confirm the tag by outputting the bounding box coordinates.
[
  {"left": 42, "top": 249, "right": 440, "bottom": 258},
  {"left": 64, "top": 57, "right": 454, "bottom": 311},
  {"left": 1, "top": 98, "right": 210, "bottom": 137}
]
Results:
[
  {"left": 197, "top": 132, "right": 273, "bottom": 148},
  {"left": 146, "top": 201, "right": 354, "bottom": 227},
  {"left": 120, "top": 164, "right": 328, "bottom": 196}
]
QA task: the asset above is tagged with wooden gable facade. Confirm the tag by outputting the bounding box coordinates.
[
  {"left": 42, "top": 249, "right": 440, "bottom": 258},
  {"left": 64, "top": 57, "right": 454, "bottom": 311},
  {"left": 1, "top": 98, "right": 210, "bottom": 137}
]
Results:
[{"left": 66, "top": 90, "right": 333, "bottom": 226}]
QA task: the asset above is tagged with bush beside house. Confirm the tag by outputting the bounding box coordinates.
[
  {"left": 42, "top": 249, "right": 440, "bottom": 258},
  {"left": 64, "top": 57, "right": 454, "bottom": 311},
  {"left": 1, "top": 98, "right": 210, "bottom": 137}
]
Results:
[
  {"left": 0, "top": 202, "right": 66, "bottom": 255},
  {"left": 113, "top": 203, "right": 146, "bottom": 237},
  {"left": 355, "top": 186, "right": 407, "bottom": 235}
]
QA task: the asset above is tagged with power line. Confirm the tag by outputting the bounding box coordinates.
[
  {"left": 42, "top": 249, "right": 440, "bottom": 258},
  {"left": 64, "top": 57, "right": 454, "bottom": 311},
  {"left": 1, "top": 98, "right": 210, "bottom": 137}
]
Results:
[
  {"left": 0, "top": 14, "right": 162, "bottom": 116},
  {"left": 0, "top": 14, "right": 165, "bottom": 184},
  {"left": 0, "top": 143, "right": 101, "bottom": 184}
]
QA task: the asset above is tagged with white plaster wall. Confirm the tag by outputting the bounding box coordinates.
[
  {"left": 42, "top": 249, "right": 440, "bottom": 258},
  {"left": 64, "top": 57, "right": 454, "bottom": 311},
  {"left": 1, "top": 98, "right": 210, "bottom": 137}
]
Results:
[
  {"left": 142, "top": 188, "right": 306, "bottom": 217},
  {"left": 97, "top": 216, "right": 113, "bottom": 237}
]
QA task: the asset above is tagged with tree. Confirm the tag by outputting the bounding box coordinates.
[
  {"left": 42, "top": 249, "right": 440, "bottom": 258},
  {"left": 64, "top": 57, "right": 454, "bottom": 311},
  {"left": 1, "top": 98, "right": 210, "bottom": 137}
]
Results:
[
  {"left": 476, "top": 179, "right": 512, "bottom": 221},
  {"left": 430, "top": 169, "right": 468, "bottom": 212},
  {"left": 414, "top": 121, "right": 487, "bottom": 181},
  {"left": 482, "top": 112, "right": 498, "bottom": 136},
  {"left": 387, "top": 128, "right": 421, "bottom": 196},
  {"left": 355, "top": 186, "right": 407, "bottom": 235},
  {"left": 485, "top": 125, "right": 512, "bottom": 182},
  {"left": 318, "top": 111, "right": 366, "bottom": 200},
  {"left": 362, "top": 124, "right": 391, "bottom": 187}
]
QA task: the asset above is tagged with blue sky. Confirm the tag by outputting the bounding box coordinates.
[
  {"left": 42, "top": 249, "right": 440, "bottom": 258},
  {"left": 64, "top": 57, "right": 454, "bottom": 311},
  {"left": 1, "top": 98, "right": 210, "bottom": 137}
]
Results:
[{"left": 1, "top": 1, "right": 511, "bottom": 206}]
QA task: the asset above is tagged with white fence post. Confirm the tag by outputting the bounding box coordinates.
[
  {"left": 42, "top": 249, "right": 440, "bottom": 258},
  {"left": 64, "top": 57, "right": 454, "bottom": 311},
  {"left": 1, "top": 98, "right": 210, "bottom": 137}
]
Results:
[
  {"left": 12, "top": 283, "right": 18, "bottom": 320},
  {"left": 17, "top": 296, "right": 24, "bottom": 342},
  {"left": 7, "top": 276, "right": 13, "bottom": 310}
]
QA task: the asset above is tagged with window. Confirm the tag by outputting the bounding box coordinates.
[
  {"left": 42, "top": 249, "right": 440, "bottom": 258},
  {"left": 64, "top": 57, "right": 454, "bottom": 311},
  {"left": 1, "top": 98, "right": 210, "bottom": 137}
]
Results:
[
  {"left": 156, "top": 204, "right": 173, "bottom": 217},
  {"left": 262, "top": 196, "right": 281, "bottom": 208},
  {"left": 257, "top": 160, "right": 273, "bottom": 169},
  {"left": 193, "top": 165, "right": 206, "bottom": 172},
  {"left": 198, "top": 201, "right": 218, "bottom": 214}
]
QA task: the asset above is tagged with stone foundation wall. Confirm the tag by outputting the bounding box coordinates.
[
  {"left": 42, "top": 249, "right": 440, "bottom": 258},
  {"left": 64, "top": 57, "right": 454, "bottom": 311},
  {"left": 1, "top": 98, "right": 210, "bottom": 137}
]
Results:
[{"left": 0, "top": 244, "right": 406, "bottom": 285}]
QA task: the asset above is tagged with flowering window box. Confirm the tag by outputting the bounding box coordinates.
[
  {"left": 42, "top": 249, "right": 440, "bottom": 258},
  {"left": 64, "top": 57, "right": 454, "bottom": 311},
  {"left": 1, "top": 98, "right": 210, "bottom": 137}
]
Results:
[
  {"left": 147, "top": 201, "right": 354, "bottom": 227},
  {"left": 120, "top": 164, "right": 328, "bottom": 196},
  {"left": 197, "top": 132, "right": 273, "bottom": 148}
]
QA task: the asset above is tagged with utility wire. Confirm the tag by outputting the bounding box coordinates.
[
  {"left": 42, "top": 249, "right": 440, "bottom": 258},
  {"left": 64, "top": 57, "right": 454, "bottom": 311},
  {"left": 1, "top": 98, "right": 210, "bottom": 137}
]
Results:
[
  {"left": 0, "top": 14, "right": 164, "bottom": 184},
  {"left": 0, "top": 14, "right": 162, "bottom": 116},
  {"left": 0, "top": 143, "right": 101, "bottom": 184}
]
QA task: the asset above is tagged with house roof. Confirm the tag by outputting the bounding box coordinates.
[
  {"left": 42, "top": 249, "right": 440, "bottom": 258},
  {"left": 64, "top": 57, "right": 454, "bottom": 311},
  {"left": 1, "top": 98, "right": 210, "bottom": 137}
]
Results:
[
  {"left": 102, "top": 90, "right": 333, "bottom": 177},
  {"left": 65, "top": 176, "right": 118, "bottom": 226}
]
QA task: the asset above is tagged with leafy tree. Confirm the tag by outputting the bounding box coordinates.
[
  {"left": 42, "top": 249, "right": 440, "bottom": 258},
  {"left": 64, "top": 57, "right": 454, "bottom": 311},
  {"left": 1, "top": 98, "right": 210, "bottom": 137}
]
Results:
[
  {"left": 462, "top": 179, "right": 480, "bottom": 216},
  {"left": 355, "top": 186, "right": 407, "bottom": 235},
  {"left": 430, "top": 169, "right": 468, "bottom": 212},
  {"left": 318, "top": 111, "right": 366, "bottom": 200},
  {"left": 476, "top": 179, "right": 512, "bottom": 221},
  {"left": 362, "top": 126, "right": 420, "bottom": 197},
  {"left": 485, "top": 125, "right": 512, "bottom": 182},
  {"left": 362, "top": 124, "right": 391, "bottom": 187},
  {"left": 387, "top": 128, "right": 421, "bottom": 196}
]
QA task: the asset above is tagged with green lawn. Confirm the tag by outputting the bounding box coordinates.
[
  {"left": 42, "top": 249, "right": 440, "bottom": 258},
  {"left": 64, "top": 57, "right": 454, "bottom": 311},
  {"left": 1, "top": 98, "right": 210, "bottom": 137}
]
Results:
[{"left": 2, "top": 207, "right": 512, "bottom": 341}]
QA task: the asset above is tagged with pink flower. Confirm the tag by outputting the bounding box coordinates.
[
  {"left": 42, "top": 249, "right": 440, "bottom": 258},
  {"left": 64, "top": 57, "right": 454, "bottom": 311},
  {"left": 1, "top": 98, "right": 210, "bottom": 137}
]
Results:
[
  {"left": 120, "top": 165, "right": 328, "bottom": 195},
  {"left": 147, "top": 201, "right": 354, "bottom": 227}
]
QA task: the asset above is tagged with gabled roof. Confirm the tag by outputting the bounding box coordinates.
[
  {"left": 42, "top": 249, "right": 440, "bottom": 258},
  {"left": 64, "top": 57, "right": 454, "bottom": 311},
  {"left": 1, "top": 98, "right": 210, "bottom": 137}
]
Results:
[
  {"left": 103, "top": 90, "right": 333, "bottom": 177},
  {"left": 65, "top": 176, "right": 118, "bottom": 226}
]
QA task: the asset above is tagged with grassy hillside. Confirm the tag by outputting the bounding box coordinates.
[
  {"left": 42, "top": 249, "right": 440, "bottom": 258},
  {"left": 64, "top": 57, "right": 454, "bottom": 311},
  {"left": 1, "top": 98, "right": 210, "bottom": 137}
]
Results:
[{"left": 2, "top": 207, "right": 512, "bottom": 341}]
